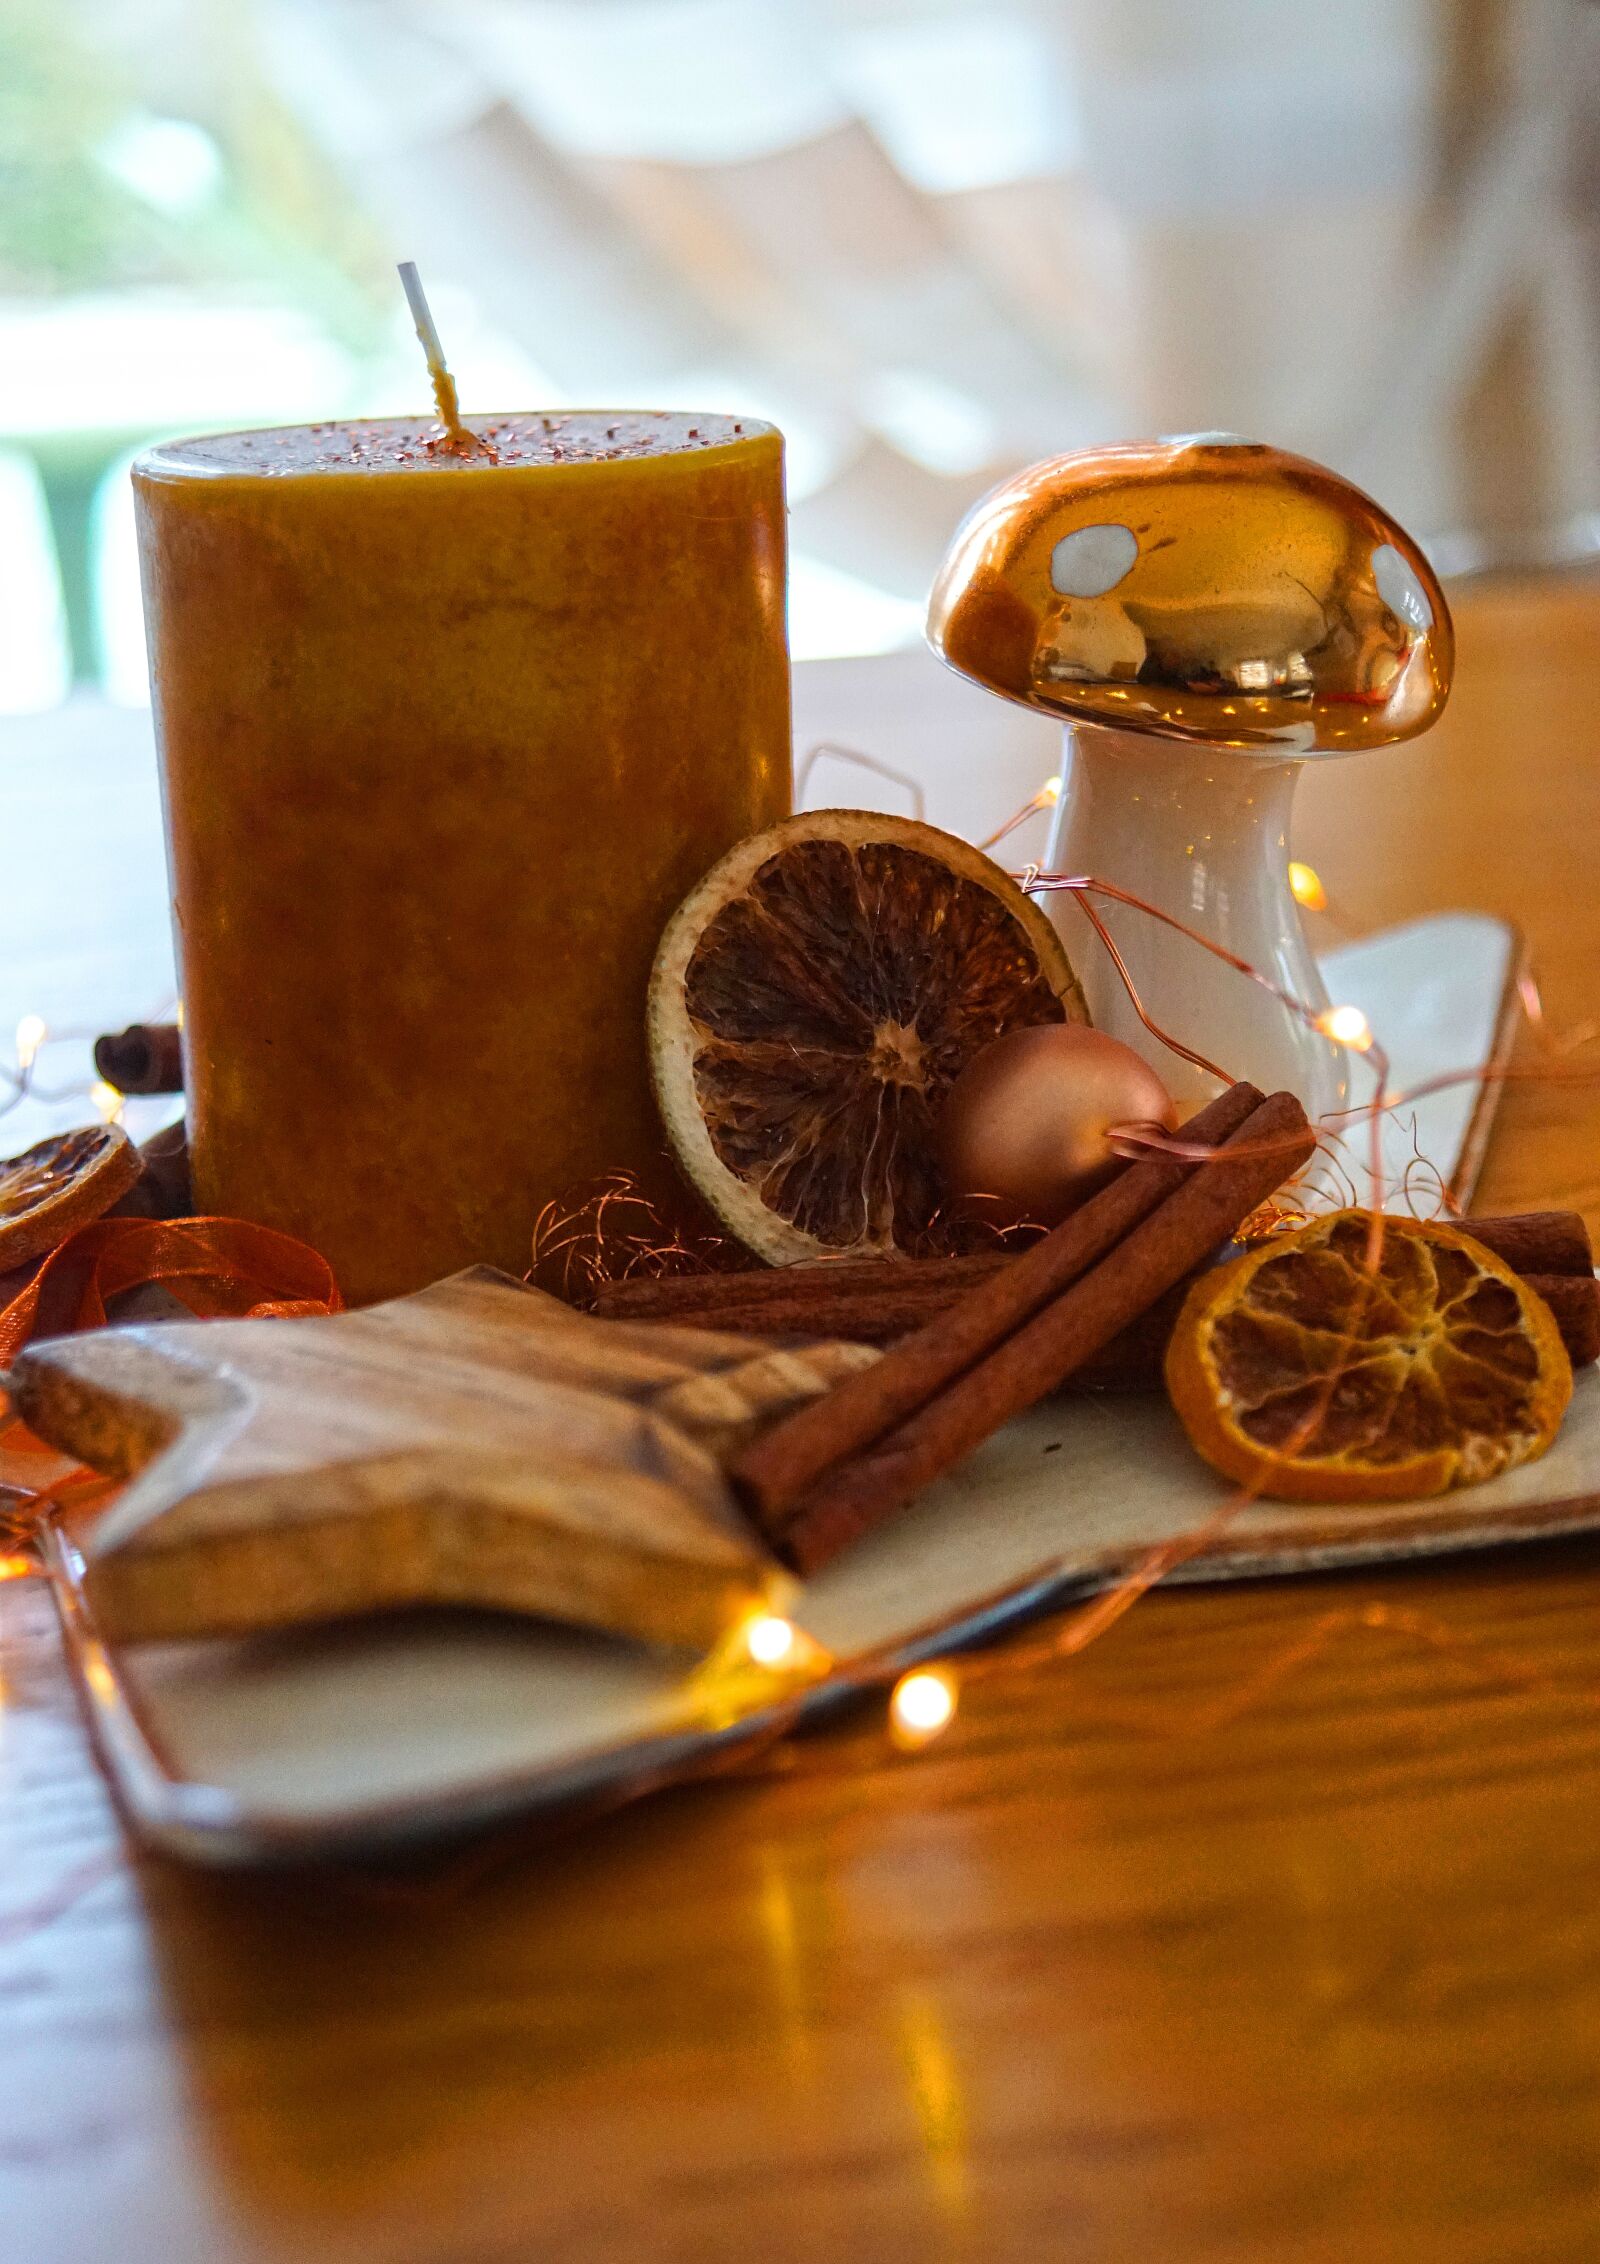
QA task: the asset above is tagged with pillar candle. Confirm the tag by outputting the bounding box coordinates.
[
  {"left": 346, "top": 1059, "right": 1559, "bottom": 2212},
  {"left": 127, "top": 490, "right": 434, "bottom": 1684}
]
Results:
[{"left": 133, "top": 411, "right": 789, "bottom": 1303}]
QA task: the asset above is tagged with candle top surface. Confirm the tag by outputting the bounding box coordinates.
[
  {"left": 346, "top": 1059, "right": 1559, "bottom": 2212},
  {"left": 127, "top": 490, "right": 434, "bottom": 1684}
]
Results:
[{"left": 136, "top": 410, "right": 774, "bottom": 480}]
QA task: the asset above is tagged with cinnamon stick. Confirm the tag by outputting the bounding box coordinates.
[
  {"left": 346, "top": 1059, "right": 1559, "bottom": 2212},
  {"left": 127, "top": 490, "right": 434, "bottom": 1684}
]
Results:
[
  {"left": 1461, "top": 1210, "right": 1593, "bottom": 1281},
  {"left": 1525, "top": 1274, "right": 1600, "bottom": 1370},
  {"left": 1529, "top": 1276, "right": 1600, "bottom": 1358},
  {"left": 731, "top": 1085, "right": 1269, "bottom": 1552},
  {"left": 742, "top": 1088, "right": 1314, "bottom": 1573},
  {"left": 93, "top": 1023, "right": 183, "bottom": 1096},
  {"left": 594, "top": 1250, "right": 1010, "bottom": 1331},
  {"left": 595, "top": 1209, "right": 1597, "bottom": 1368},
  {"left": 597, "top": 1268, "right": 991, "bottom": 1345},
  {"left": 732, "top": 1082, "right": 1259, "bottom": 1520}
]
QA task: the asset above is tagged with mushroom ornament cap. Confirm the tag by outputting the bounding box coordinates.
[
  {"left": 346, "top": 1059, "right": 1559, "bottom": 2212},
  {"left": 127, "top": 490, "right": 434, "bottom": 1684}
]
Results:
[{"left": 927, "top": 436, "right": 1453, "bottom": 753}]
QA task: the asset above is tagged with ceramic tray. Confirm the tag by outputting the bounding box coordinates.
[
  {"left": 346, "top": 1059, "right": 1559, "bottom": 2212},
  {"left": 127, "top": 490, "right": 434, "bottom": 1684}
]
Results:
[
  {"left": 47, "top": 1357, "right": 1600, "bottom": 1868},
  {"left": 42, "top": 907, "right": 1543, "bottom": 1865}
]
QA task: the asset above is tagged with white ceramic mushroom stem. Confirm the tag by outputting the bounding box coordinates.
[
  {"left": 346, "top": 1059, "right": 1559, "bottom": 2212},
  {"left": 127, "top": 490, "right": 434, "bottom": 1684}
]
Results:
[{"left": 1041, "top": 722, "right": 1348, "bottom": 1122}]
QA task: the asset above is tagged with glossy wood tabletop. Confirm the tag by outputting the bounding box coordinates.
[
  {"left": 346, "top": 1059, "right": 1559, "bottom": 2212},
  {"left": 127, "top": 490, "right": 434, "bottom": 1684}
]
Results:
[{"left": 7, "top": 573, "right": 1600, "bottom": 2264}]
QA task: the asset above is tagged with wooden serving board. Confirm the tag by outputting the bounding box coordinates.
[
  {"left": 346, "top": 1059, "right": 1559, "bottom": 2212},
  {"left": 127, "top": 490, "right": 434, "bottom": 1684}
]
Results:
[
  {"left": 42, "top": 1353, "right": 1600, "bottom": 1866},
  {"left": 10, "top": 1271, "right": 878, "bottom": 1657}
]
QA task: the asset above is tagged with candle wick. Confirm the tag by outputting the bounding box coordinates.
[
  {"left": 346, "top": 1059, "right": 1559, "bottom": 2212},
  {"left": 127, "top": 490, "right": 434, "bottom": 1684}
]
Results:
[{"left": 397, "top": 260, "right": 492, "bottom": 460}]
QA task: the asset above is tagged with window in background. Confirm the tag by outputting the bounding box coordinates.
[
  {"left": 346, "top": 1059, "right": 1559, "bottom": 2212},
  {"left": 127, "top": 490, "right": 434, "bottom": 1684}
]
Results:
[
  {"left": 2, "top": 0, "right": 1598, "bottom": 716},
  {"left": 0, "top": 0, "right": 394, "bottom": 707}
]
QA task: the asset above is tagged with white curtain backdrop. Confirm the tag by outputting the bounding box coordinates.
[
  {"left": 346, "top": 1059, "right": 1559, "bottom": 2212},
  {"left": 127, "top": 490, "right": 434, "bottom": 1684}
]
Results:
[{"left": 252, "top": 0, "right": 1600, "bottom": 598}]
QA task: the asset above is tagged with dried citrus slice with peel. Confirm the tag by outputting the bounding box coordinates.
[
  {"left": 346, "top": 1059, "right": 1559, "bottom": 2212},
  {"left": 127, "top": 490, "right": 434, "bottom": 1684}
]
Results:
[
  {"left": 1165, "top": 1210, "right": 1572, "bottom": 1502},
  {"left": 649, "top": 810, "right": 1087, "bottom": 1262},
  {"left": 0, "top": 1125, "right": 142, "bottom": 1271}
]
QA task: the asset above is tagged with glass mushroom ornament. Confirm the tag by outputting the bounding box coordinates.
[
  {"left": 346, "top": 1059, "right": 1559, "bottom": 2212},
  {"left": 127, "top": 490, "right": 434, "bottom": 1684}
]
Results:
[{"left": 927, "top": 436, "right": 1453, "bottom": 1121}]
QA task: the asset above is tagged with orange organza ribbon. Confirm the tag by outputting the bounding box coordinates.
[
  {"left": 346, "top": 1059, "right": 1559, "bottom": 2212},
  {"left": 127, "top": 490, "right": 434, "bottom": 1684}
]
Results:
[{"left": 0, "top": 1215, "right": 342, "bottom": 1369}]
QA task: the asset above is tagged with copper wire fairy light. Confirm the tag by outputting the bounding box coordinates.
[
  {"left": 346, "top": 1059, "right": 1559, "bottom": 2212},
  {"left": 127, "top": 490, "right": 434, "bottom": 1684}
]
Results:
[
  {"left": 795, "top": 741, "right": 927, "bottom": 821},
  {"left": 980, "top": 775, "right": 1061, "bottom": 852},
  {"left": 528, "top": 1171, "right": 743, "bottom": 1301},
  {"left": 1, "top": 993, "right": 182, "bottom": 1123},
  {"left": 4, "top": 784, "right": 1600, "bottom": 1790}
]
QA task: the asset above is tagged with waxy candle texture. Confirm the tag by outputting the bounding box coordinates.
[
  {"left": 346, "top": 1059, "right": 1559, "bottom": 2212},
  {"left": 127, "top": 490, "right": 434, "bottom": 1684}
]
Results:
[{"left": 134, "top": 412, "right": 790, "bottom": 1303}]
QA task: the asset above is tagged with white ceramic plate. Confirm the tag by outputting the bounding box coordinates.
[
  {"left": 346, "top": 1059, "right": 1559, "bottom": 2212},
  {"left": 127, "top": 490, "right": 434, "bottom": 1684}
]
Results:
[
  {"left": 47, "top": 1363, "right": 1600, "bottom": 1866},
  {"left": 43, "top": 909, "right": 1539, "bottom": 1866},
  {"left": 1312, "top": 911, "right": 1521, "bottom": 1211}
]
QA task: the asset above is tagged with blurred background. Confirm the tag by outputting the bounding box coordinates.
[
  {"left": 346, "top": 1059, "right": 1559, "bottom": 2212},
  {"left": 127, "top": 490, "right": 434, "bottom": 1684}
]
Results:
[
  {"left": 3, "top": 0, "right": 1600, "bottom": 1141},
  {"left": 4, "top": 0, "right": 1599, "bottom": 705}
]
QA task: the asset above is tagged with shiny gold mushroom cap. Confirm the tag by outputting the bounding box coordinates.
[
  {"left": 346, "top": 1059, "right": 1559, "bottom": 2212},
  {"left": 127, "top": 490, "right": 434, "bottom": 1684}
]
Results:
[{"left": 926, "top": 435, "right": 1452, "bottom": 753}]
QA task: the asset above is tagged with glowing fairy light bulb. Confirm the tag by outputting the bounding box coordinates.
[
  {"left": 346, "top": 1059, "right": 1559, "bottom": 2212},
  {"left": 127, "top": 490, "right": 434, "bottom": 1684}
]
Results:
[
  {"left": 90, "top": 1081, "right": 125, "bottom": 1125},
  {"left": 1316, "top": 1003, "right": 1373, "bottom": 1052},
  {"left": 743, "top": 1612, "right": 798, "bottom": 1669},
  {"left": 692, "top": 1607, "right": 829, "bottom": 1719},
  {"left": 14, "top": 1013, "right": 46, "bottom": 1070},
  {"left": 1288, "top": 860, "right": 1327, "bottom": 912},
  {"left": 981, "top": 773, "right": 1066, "bottom": 851},
  {"left": 890, "top": 1666, "right": 957, "bottom": 1746}
]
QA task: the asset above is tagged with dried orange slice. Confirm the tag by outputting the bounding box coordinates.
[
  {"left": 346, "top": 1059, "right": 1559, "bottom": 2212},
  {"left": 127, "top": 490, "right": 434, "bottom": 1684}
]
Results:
[
  {"left": 0, "top": 1125, "right": 142, "bottom": 1271},
  {"left": 1165, "top": 1210, "right": 1572, "bottom": 1502},
  {"left": 649, "top": 810, "right": 1087, "bottom": 1261}
]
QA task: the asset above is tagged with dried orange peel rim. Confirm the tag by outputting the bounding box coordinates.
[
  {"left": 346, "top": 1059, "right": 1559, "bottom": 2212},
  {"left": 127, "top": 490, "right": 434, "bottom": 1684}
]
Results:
[
  {"left": 0, "top": 1125, "right": 142, "bottom": 1273},
  {"left": 648, "top": 809, "right": 1086, "bottom": 1264},
  {"left": 1164, "top": 1210, "right": 1574, "bottom": 1504}
]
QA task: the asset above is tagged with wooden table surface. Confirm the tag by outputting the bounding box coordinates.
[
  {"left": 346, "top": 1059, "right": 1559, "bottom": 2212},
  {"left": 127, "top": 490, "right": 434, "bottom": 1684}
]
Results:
[{"left": 7, "top": 574, "right": 1600, "bottom": 2264}]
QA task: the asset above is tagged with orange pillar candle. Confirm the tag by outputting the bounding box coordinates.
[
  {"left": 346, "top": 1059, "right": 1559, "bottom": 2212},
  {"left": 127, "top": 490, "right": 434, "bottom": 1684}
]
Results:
[{"left": 133, "top": 412, "right": 789, "bottom": 1303}]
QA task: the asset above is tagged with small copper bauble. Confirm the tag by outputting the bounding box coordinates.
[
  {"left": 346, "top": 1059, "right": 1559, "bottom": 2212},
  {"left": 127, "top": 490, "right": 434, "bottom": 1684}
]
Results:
[{"left": 938, "top": 1024, "right": 1178, "bottom": 1227}]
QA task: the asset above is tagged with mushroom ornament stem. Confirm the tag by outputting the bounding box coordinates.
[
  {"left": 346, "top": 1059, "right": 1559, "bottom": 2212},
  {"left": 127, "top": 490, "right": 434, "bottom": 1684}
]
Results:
[
  {"left": 927, "top": 434, "right": 1453, "bottom": 1128},
  {"left": 1042, "top": 722, "right": 1345, "bottom": 1117}
]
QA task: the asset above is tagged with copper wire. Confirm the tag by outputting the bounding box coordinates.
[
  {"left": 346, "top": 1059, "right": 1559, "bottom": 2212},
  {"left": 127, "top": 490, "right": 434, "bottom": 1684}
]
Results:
[{"left": 2, "top": 845, "right": 1597, "bottom": 1878}]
